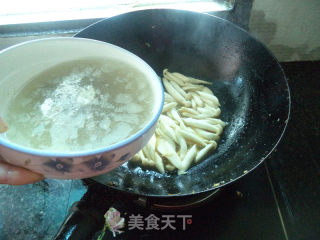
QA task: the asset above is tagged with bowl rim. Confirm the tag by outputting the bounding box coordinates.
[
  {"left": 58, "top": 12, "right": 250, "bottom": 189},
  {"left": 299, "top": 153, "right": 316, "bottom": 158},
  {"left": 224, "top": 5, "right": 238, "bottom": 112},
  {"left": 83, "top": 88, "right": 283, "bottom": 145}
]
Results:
[{"left": 0, "top": 37, "right": 164, "bottom": 158}]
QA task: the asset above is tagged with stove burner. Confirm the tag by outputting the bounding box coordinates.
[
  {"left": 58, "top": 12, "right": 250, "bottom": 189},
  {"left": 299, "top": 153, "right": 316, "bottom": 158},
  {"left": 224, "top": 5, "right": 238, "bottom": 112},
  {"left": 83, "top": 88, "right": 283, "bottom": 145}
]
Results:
[{"left": 133, "top": 189, "right": 221, "bottom": 211}]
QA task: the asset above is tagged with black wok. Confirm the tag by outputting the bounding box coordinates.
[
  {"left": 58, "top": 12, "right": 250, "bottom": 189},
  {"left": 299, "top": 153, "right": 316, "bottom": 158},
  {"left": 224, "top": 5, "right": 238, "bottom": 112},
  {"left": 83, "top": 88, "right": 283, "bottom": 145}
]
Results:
[
  {"left": 54, "top": 9, "right": 290, "bottom": 239},
  {"left": 75, "top": 9, "right": 290, "bottom": 196}
]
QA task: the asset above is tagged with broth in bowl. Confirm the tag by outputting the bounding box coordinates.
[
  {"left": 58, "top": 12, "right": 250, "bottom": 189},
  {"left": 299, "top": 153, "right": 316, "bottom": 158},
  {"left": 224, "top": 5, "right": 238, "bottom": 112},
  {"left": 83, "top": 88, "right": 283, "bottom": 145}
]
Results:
[{"left": 2, "top": 57, "right": 155, "bottom": 152}]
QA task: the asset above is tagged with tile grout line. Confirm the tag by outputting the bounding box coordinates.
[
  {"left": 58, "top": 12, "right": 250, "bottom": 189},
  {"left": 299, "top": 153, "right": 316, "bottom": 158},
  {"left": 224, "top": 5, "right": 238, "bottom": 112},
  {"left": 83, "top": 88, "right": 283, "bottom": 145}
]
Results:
[{"left": 264, "top": 161, "right": 289, "bottom": 240}]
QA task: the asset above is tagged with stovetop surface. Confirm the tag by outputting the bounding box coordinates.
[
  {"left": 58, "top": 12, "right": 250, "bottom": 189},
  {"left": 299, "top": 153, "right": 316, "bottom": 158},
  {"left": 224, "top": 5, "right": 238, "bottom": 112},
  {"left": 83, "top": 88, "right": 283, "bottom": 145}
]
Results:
[{"left": 0, "top": 61, "right": 319, "bottom": 240}]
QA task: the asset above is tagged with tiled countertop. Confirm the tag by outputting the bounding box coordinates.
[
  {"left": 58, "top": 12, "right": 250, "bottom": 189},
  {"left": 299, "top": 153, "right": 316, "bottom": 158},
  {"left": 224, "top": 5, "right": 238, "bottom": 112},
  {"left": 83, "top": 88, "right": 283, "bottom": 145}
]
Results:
[{"left": 0, "top": 179, "right": 86, "bottom": 239}]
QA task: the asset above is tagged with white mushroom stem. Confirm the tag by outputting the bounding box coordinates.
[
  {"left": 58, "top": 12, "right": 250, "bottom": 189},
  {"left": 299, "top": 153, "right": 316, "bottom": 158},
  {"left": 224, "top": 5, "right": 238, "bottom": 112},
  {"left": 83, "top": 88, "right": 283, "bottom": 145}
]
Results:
[
  {"left": 171, "top": 72, "right": 190, "bottom": 83},
  {"left": 163, "top": 69, "right": 185, "bottom": 86},
  {"left": 182, "top": 112, "right": 218, "bottom": 119},
  {"left": 206, "top": 118, "right": 227, "bottom": 128},
  {"left": 197, "top": 107, "right": 221, "bottom": 118},
  {"left": 138, "top": 150, "right": 145, "bottom": 160},
  {"left": 191, "top": 99, "right": 197, "bottom": 109},
  {"left": 165, "top": 163, "right": 176, "bottom": 172},
  {"left": 159, "top": 115, "right": 177, "bottom": 127},
  {"left": 154, "top": 152, "right": 165, "bottom": 174},
  {"left": 142, "top": 146, "right": 152, "bottom": 161},
  {"left": 194, "top": 128, "right": 221, "bottom": 141},
  {"left": 180, "top": 107, "right": 199, "bottom": 115},
  {"left": 164, "top": 92, "right": 175, "bottom": 103},
  {"left": 170, "top": 80, "right": 189, "bottom": 99},
  {"left": 131, "top": 152, "right": 141, "bottom": 162},
  {"left": 157, "top": 137, "right": 182, "bottom": 169},
  {"left": 175, "top": 129, "right": 188, "bottom": 159},
  {"left": 178, "top": 144, "right": 198, "bottom": 175},
  {"left": 137, "top": 150, "right": 154, "bottom": 167},
  {"left": 191, "top": 92, "right": 204, "bottom": 107},
  {"left": 202, "top": 86, "right": 214, "bottom": 95},
  {"left": 163, "top": 78, "right": 191, "bottom": 107},
  {"left": 162, "top": 102, "right": 178, "bottom": 113},
  {"left": 182, "top": 85, "right": 203, "bottom": 91},
  {"left": 178, "top": 129, "right": 207, "bottom": 146},
  {"left": 156, "top": 129, "right": 176, "bottom": 153},
  {"left": 159, "top": 120, "right": 178, "bottom": 143},
  {"left": 183, "top": 118, "right": 223, "bottom": 134},
  {"left": 187, "top": 76, "right": 212, "bottom": 85},
  {"left": 155, "top": 127, "right": 164, "bottom": 137},
  {"left": 197, "top": 91, "right": 220, "bottom": 107},
  {"left": 170, "top": 108, "right": 185, "bottom": 127},
  {"left": 142, "top": 157, "right": 155, "bottom": 167},
  {"left": 195, "top": 142, "right": 217, "bottom": 163},
  {"left": 145, "top": 134, "right": 157, "bottom": 161}
]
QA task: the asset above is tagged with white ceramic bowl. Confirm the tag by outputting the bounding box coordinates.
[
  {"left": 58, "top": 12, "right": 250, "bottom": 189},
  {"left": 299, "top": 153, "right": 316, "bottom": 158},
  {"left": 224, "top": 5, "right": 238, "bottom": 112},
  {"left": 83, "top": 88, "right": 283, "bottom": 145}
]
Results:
[{"left": 0, "top": 37, "right": 163, "bottom": 179}]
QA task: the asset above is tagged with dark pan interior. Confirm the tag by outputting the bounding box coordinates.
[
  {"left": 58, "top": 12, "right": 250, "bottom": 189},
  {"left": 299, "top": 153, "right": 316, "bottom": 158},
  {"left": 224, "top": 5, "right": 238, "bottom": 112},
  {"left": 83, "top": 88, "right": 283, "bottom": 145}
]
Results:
[{"left": 75, "top": 9, "right": 290, "bottom": 197}]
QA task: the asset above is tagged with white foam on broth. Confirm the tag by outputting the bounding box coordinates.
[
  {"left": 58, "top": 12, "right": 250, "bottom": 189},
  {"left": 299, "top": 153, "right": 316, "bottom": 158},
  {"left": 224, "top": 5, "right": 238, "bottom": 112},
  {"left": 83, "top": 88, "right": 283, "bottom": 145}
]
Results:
[{"left": 2, "top": 57, "right": 155, "bottom": 152}]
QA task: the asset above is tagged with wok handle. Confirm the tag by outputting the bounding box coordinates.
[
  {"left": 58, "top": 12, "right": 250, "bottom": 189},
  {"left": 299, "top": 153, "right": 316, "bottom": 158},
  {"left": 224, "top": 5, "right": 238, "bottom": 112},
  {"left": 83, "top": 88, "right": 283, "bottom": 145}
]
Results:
[
  {"left": 52, "top": 182, "right": 120, "bottom": 240},
  {"left": 53, "top": 201, "right": 105, "bottom": 240}
]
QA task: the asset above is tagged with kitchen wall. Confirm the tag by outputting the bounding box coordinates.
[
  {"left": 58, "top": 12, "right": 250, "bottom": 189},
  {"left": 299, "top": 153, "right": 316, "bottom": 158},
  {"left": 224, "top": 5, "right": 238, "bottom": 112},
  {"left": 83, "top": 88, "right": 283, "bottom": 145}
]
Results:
[
  {"left": 249, "top": 0, "right": 320, "bottom": 62},
  {"left": 1, "top": 0, "right": 319, "bottom": 62}
]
